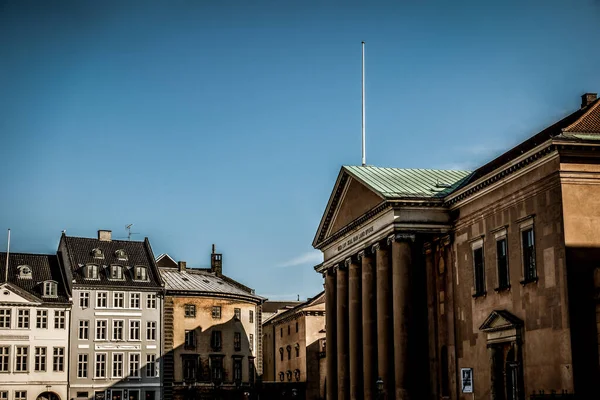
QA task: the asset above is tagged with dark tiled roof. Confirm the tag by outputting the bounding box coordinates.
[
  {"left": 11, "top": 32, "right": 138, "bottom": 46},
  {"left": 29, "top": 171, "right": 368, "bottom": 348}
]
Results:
[
  {"left": 0, "top": 252, "right": 70, "bottom": 304},
  {"left": 62, "top": 234, "right": 162, "bottom": 289},
  {"left": 262, "top": 300, "right": 303, "bottom": 314},
  {"left": 563, "top": 100, "right": 600, "bottom": 134}
]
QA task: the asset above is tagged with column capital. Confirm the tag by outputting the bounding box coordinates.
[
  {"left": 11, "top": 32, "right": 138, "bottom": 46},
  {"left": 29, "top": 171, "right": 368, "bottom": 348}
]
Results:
[
  {"left": 441, "top": 234, "right": 451, "bottom": 247},
  {"left": 337, "top": 261, "right": 348, "bottom": 271},
  {"left": 344, "top": 258, "right": 352, "bottom": 268},
  {"left": 387, "top": 232, "right": 416, "bottom": 245},
  {"left": 371, "top": 242, "right": 381, "bottom": 254},
  {"left": 423, "top": 242, "right": 433, "bottom": 255},
  {"left": 357, "top": 250, "right": 366, "bottom": 260}
]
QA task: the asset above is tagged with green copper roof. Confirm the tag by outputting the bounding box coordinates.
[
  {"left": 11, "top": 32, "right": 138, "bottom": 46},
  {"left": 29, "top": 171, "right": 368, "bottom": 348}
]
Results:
[{"left": 343, "top": 165, "right": 472, "bottom": 199}]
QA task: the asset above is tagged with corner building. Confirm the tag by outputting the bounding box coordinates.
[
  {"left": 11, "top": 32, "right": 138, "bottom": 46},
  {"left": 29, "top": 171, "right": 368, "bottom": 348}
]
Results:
[{"left": 313, "top": 93, "right": 600, "bottom": 399}]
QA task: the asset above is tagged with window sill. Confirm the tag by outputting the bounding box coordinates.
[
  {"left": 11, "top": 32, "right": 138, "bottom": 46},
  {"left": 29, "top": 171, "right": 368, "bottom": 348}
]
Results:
[
  {"left": 472, "top": 291, "right": 487, "bottom": 299},
  {"left": 494, "top": 285, "right": 511, "bottom": 292},
  {"left": 520, "top": 277, "right": 539, "bottom": 286}
]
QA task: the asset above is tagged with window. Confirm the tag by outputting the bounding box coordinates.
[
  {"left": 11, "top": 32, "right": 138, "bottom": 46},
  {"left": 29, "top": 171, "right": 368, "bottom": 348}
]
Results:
[
  {"left": 134, "top": 266, "right": 147, "bottom": 281},
  {"left": 110, "top": 265, "right": 123, "bottom": 280},
  {"left": 113, "top": 320, "right": 124, "bottom": 341},
  {"left": 147, "top": 294, "right": 157, "bottom": 309},
  {"left": 210, "top": 330, "right": 222, "bottom": 350},
  {"left": 96, "top": 292, "right": 108, "bottom": 308},
  {"left": 0, "top": 309, "right": 11, "bottom": 328},
  {"left": 17, "top": 265, "right": 32, "bottom": 279},
  {"left": 76, "top": 393, "right": 88, "bottom": 399},
  {"left": 280, "top": 328, "right": 283, "bottom": 338},
  {"left": 115, "top": 249, "right": 128, "bottom": 261},
  {"left": 294, "top": 369, "right": 301, "bottom": 381},
  {"left": 522, "top": 226, "right": 537, "bottom": 282},
  {"left": 288, "top": 325, "right": 290, "bottom": 335},
  {"left": 147, "top": 321, "right": 156, "bottom": 341},
  {"left": 183, "top": 357, "right": 196, "bottom": 381},
  {"left": 78, "top": 320, "right": 89, "bottom": 340},
  {"left": 112, "top": 353, "right": 123, "bottom": 378},
  {"left": 211, "top": 306, "right": 221, "bottom": 319},
  {"left": 471, "top": 239, "right": 485, "bottom": 297},
  {"left": 234, "top": 332, "right": 241, "bottom": 351},
  {"left": 79, "top": 292, "right": 90, "bottom": 308},
  {"left": 286, "top": 370, "right": 292, "bottom": 381},
  {"left": 295, "top": 343, "right": 299, "bottom": 357},
  {"left": 130, "top": 320, "right": 141, "bottom": 341},
  {"left": 0, "top": 347, "right": 9, "bottom": 372},
  {"left": 34, "top": 347, "right": 46, "bottom": 371},
  {"left": 287, "top": 345, "right": 291, "bottom": 360},
  {"left": 36, "top": 310, "right": 48, "bottom": 329},
  {"left": 0, "top": 391, "right": 6, "bottom": 400},
  {"left": 129, "top": 353, "right": 140, "bottom": 378},
  {"left": 279, "top": 371, "right": 284, "bottom": 381},
  {"left": 249, "top": 334, "right": 254, "bottom": 352},
  {"left": 249, "top": 310, "right": 254, "bottom": 323},
  {"left": 43, "top": 281, "right": 58, "bottom": 297},
  {"left": 85, "top": 264, "right": 99, "bottom": 279},
  {"left": 210, "top": 356, "right": 223, "bottom": 382},
  {"left": 54, "top": 310, "right": 66, "bottom": 329},
  {"left": 233, "top": 358, "right": 242, "bottom": 382},
  {"left": 234, "top": 308, "right": 241, "bottom": 320},
  {"left": 53, "top": 347, "right": 65, "bottom": 371},
  {"left": 77, "top": 354, "right": 88, "bottom": 378},
  {"left": 95, "top": 353, "right": 106, "bottom": 378},
  {"left": 96, "top": 320, "right": 107, "bottom": 340},
  {"left": 279, "top": 347, "right": 284, "bottom": 361},
  {"left": 15, "top": 346, "right": 28, "bottom": 372},
  {"left": 296, "top": 321, "right": 299, "bottom": 333},
  {"left": 146, "top": 354, "right": 157, "bottom": 377},
  {"left": 184, "top": 330, "right": 196, "bottom": 349},
  {"left": 130, "top": 293, "right": 141, "bottom": 309},
  {"left": 15, "top": 392, "right": 26, "bottom": 400},
  {"left": 17, "top": 309, "right": 29, "bottom": 329},
  {"left": 184, "top": 304, "right": 196, "bottom": 318},
  {"left": 92, "top": 248, "right": 104, "bottom": 259},
  {"left": 113, "top": 292, "right": 125, "bottom": 308},
  {"left": 496, "top": 237, "right": 510, "bottom": 290}
]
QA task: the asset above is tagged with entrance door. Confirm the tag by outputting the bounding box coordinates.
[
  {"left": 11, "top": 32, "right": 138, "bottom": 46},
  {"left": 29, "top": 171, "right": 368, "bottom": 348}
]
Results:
[
  {"left": 111, "top": 391, "right": 122, "bottom": 400},
  {"left": 37, "top": 392, "right": 60, "bottom": 400},
  {"left": 491, "top": 343, "right": 524, "bottom": 400}
]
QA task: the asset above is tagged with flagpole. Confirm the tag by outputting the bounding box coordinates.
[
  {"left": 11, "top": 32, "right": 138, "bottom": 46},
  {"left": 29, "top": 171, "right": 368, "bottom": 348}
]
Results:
[
  {"left": 362, "top": 41, "right": 366, "bottom": 167},
  {"left": 4, "top": 229, "right": 10, "bottom": 283}
]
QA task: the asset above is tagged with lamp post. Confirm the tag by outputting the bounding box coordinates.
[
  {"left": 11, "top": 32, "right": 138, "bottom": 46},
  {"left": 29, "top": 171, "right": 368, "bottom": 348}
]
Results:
[{"left": 376, "top": 377, "right": 384, "bottom": 400}]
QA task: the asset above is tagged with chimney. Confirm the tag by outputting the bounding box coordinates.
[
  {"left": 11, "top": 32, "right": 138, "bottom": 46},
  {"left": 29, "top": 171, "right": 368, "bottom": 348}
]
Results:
[
  {"left": 178, "top": 261, "right": 186, "bottom": 272},
  {"left": 210, "top": 244, "right": 222, "bottom": 276},
  {"left": 581, "top": 93, "right": 597, "bottom": 108},
  {"left": 98, "top": 230, "right": 112, "bottom": 241}
]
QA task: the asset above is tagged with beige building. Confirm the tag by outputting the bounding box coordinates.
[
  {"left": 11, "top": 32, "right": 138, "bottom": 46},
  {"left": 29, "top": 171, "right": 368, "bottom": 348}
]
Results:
[
  {"left": 158, "top": 246, "right": 265, "bottom": 400},
  {"left": 262, "top": 293, "right": 326, "bottom": 400},
  {"left": 313, "top": 93, "right": 600, "bottom": 399}
]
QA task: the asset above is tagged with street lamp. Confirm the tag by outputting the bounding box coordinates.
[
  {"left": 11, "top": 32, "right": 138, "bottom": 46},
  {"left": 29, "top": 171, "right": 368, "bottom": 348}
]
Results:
[{"left": 376, "top": 377, "right": 384, "bottom": 400}]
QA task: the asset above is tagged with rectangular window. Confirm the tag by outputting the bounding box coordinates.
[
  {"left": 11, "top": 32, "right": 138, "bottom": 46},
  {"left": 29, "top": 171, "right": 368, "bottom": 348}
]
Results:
[
  {"left": 249, "top": 310, "right": 254, "bottom": 323},
  {"left": 210, "top": 356, "right": 223, "bottom": 381},
  {"left": 135, "top": 266, "right": 147, "bottom": 280},
  {"left": 129, "top": 320, "right": 141, "bottom": 341},
  {"left": 0, "top": 309, "right": 11, "bottom": 328},
  {"left": 296, "top": 321, "right": 298, "bottom": 333},
  {"left": 234, "top": 332, "right": 241, "bottom": 351},
  {"left": 96, "top": 320, "right": 107, "bottom": 340},
  {"left": 113, "top": 292, "right": 125, "bottom": 308},
  {"left": 0, "top": 346, "right": 9, "bottom": 372},
  {"left": 112, "top": 353, "right": 124, "bottom": 378},
  {"left": 95, "top": 353, "right": 106, "bottom": 378},
  {"left": 234, "top": 308, "right": 241, "bottom": 320},
  {"left": 184, "top": 330, "right": 195, "bottom": 349},
  {"left": 183, "top": 358, "right": 196, "bottom": 381},
  {"left": 280, "top": 327, "right": 283, "bottom": 337},
  {"left": 96, "top": 292, "right": 108, "bottom": 308},
  {"left": 129, "top": 353, "right": 140, "bottom": 378},
  {"left": 110, "top": 265, "right": 123, "bottom": 280},
  {"left": 54, "top": 310, "right": 66, "bottom": 329},
  {"left": 288, "top": 325, "right": 291, "bottom": 335},
  {"left": 34, "top": 347, "right": 46, "bottom": 371},
  {"left": 147, "top": 294, "right": 157, "bottom": 309},
  {"left": 76, "top": 393, "right": 88, "bottom": 399},
  {"left": 473, "top": 244, "right": 486, "bottom": 296},
  {"left": 79, "top": 320, "right": 89, "bottom": 340},
  {"left": 146, "top": 354, "right": 157, "bottom": 377},
  {"left": 233, "top": 358, "right": 242, "bottom": 381},
  {"left": 79, "top": 292, "right": 90, "bottom": 308},
  {"left": 113, "top": 320, "right": 124, "bottom": 341},
  {"left": 15, "top": 392, "right": 26, "bottom": 400},
  {"left": 184, "top": 304, "right": 196, "bottom": 318},
  {"left": 17, "top": 309, "right": 30, "bottom": 329},
  {"left": 130, "top": 293, "right": 141, "bottom": 309},
  {"left": 0, "top": 391, "right": 6, "bottom": 400},
  {"left": 496, "top": 238, "right": 510, "bottom": 289},
  {"left": 211, "top": 306, "right": 221, "bottom": 319},
  {"left": 77, "top": 354, "right": 88, "bottom": 378},
  {"left": 15, "top": 346, "right": 28, "bottom": 372},
  {"left": 36, "top": 310, "right": 48, "bottom": 329},
  {"left": 249, "top": 334, "right": 254, "bottom": 352},
  {"left": 522, "top": 227, "right": 537, "bottom": 281},
  {"left": 211, "top": 330, "right": 222, "bottom": 351},
  {"left": 53, "top": 347, "right": 65, "bottom": 371},
  {"left": 146, "top": 321, "right": 156, "bottom": 341}
]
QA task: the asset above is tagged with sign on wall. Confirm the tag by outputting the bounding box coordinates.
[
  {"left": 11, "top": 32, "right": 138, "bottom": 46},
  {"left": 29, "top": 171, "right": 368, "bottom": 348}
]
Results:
[{"left": 461, "top": 368, "right": 473, "bottom": 393}]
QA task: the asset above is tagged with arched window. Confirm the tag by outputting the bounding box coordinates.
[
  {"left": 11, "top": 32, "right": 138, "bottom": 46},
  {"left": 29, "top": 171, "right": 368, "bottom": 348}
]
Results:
[
  {"left": 84, "top": 264, "right": 99, "bottom": 279},
  {"left": 279, "top": 372, "right": 284, "bottom": 382},
  {"left": 43, "top": 281, "right": 57, "bottom": 297},
  {"left": 294, "top": 369, "right": 301, "bottom": 381},
  {"left": 115, "top": 249, "right": 128, "bottom": 261},
  {"left": 295, "top": 343, "right": 300, "bottom": 357},
  {"left": 17, "top": 265, "right": 32, "bottom": 279},
  {"left": 279, "top": 347, "right": 284, "bottom": 362},
  {"left": 286, "top": 345, "right": 291, "bottom": 360},
  {"left": 110, "top": 265, "right": 123, "bottom": 280},
  {"left": 286, "top": 370, "right": 292, "bottom": 381},
  {"left": 91, "top": 248, "right": 104, "bottom": 259}
]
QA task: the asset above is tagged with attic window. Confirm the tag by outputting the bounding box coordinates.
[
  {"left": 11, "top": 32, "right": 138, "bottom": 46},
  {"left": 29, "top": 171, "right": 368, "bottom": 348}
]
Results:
[
  {"left": 43, "top": 281, "right": 58, "bottom": 298},
  {"left": 110, "top": 265, "right": 124, "bottom": 280},
  {"left": 17, "top": 265, "right": 32, "bottom": 279},
  {"left": 84, "top": 264, "right": 99, "bottom": 279},
  {"left": 91, "top": 248, "right": 104, "bottom": 259},
  {"left": 203, "top": 279, "right": 210, "bottom": 284},
  {"left": 134, "top": 266, "right": 148, "bottom": 281},
  {"left": 115, "top": 249, "right": 128, "bottom": 261}
]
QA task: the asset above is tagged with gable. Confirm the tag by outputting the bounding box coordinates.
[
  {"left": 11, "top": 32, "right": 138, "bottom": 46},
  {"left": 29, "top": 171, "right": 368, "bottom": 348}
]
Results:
[
  {"left": 479, "top": 310, "right": 523, "bottom": 332},
  {"left": 0, "top": 283, "right": 42, "bottom": 304},
  {"left": 156, "top": 253, "right": 178, "bottom": 269}
]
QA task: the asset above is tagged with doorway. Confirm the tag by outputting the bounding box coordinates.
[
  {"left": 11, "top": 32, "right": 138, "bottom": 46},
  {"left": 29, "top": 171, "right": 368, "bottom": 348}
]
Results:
[
  {"left": 37, "top": 392, "right": 60, "bottom": 400},
  {"left": 491, "top": 342, "right": 524, "bottom": 400}
]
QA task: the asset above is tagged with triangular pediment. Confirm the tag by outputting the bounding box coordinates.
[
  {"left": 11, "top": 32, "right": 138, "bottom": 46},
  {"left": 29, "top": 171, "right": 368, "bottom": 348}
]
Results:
[
  {"left": 479, "top": 310, "right": 523, "bottom": 332},
  {"left": 0, "top": 283, "right": 42, "bottom": 304}
]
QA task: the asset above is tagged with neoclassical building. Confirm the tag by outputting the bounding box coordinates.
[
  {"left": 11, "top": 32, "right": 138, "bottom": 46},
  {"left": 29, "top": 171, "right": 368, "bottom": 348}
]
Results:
[{"left": 313, "top": 93, "right": 600, "bottom": 399}]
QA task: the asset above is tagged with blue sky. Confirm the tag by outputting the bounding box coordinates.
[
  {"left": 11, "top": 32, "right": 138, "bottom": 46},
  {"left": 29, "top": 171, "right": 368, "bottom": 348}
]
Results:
[{"left": 1, "top": 1, "right": 599, "bottom": 300}]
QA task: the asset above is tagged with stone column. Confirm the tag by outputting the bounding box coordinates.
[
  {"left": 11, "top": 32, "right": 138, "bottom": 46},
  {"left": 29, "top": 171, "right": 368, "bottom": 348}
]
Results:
[
  {"left": 325, "top": 269, "right": 338, "bottom": 400},
  {"left": 389, "top": 233, "right": 414, "bottom": 400},
  {"left": 374, "top": 241, "right": 394, "bottom": 397},
  {"left": 348, "top": 256, "right": 363, "bottom": 399},
  {"left": 360, "top": 249, "right": 377, "bottom": 400},
  {"left": 337, "top": 264, "right": 350, "bottom": 400},
  {"left": 423, "top": 242, "right": 439, "bottom": 400}
]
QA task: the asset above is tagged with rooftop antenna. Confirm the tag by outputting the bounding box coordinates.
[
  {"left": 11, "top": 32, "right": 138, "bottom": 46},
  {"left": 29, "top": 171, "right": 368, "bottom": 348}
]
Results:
[
  {"left": 361, "top": 41, "right": 366, "bottom": 167},
  {"left": 125, "top": 224, "right": 139, "bottom": 241},
  {"left": 4, "top": 229, "right": 10, "bottom": 283}
]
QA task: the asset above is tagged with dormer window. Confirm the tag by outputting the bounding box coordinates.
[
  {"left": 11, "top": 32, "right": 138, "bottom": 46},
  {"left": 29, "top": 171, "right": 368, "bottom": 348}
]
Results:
[
  {"left": 91, "top": 248, "right": 104, "bottom": 259},
  {"left": 115, "top": 249, "right": 128, "bottom": 261},
  {"left": 134, "top": 266, "right": 148, "bottom": 281},
  {"left": 84, "top": 264, "right": 99, "bottom": 279},
  {"left": 17, "top": 265, "right": 32, "bottom": 279},
  {"left": 43, "top": 281, "right": 58, "bottom": 297},
  {"left": 110, "top": 265, "right": 124, "bottom": 280}
]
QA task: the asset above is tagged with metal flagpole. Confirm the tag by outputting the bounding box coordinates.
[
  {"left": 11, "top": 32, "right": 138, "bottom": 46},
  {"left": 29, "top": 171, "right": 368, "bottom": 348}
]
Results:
[
  {"left": 362, "top": 41, "right": 366, "bottom": 167},
  {"left": 4, "top": 229, "right": 10, "bottom": 283}
]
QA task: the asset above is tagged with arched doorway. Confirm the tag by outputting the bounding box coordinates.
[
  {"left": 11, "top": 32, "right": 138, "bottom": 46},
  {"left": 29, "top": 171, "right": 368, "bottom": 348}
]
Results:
[{"left": 37, "top": 392, "right": 60, "bottom": 400}]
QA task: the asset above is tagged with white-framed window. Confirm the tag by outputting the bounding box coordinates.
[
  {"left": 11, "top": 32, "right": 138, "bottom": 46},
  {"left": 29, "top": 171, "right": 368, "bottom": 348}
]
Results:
[
  {"left": 115, "top": 249, "right": 128, "bottom": 261},
  {"left": 110, "top": 265, "right": 124, "bottom": 280},
  {"left": 15, "top": 346, "right": 28, "bottom": 372},
  {"left": 43, "top": 281, "right": 58, "bottom": 297},
  {"left": 112, "top": 320, "right": 124, "bottom": 341},
  {"left": 54, "top": 310, "right": 66, "bottom": 329},
  {"left": 130, "top": 293, "right": 141, "bottom": 309},
  {"left": 184, "top": 304, "right": 196, "bottom": 318},
  {"left": 0, "top": 309, "right": 11, "bottom": 328},
  {"left": 17, "top": 309, "right": 29, "bottom": 329},
  {"left": 212, "top": 306, "right": 221, "bottom": 319},
  {"left": 0, "top": 346, "right": 9, "bottom": 372},
  {"left": 78, "top": 320, "right": 89, "bottom": 340},
  {"left": 0, "top": 391, "right": 7, "bottom": 400},
  {"left": 113, "top": 292, "right": 125, "bottom": 308},
  {"left": 53, "top": 347, "right": 65, "bottom": 371},
  {"left": 34, "top": 347, "right": 46, "bottom": 372},
  {"left": 147, "top": 293, "right": 157, "bottom": 309},
  {"left": 77, "top": 354, "right": 88, "bottom": 378},
  {"left": 96, "top": 320, "right": 107, "bottom": 340},
  {"left": 249, "top": 310, "right": 254, "bottom": 323},
  {"left": 96, "top": 292, "right": 108, "bottom": 308},
  {"left": 471, "top": 237, "right": 486, "bottom": 297},
  {"left": 129, "top": 352, "right": 140, "bottom": 378},
  {"left": 15, "top": 391, "right": 26, "bottom": 400},
  {"left": 36, "top": 309, "right": 48, "bottom": 329},
  {"left": 129, "top": 320, "right": 141, "bottom": 341},
  {"left": 79, "top": 292, "right": 90, "bottom": 308},
  {"left": 91, "top": 248, "right": 104, "bottom": 259},
  {"left": 134, "top": 266, "right": 148, "bottom": 281},
  {"left": 234, "top": 308, "right": 241, "bottom": 320},
  {"left": 112, "top": 352, "right": 124, "bottom": 378},
  {"left": 85, "top": 264, "right": 99, "bottom": 279},
  {"left": 146, "top": 321, "right": 156, "bottom": 341},
  {"left": 95, "top": 353, "right": 106, "bottom": 378},
  {"left": 146, "top": 354, "right": 157, "bottom": 377},
  {"left": 249, "top": 333, "right": 254, "bottom": 352}
]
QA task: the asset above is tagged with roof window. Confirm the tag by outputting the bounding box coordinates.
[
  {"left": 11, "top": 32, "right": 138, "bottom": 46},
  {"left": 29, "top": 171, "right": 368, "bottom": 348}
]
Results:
[
  {"left": 115, "top": 249, "right": 128, "bottom": 261},
  {"left": 110, "top": 265, "right": 124, "bottom": 280},
  {"left": 84, "top": 264, "right": 99, "bottom": 279},
  {"left": 91, "top": 248, "right": 104, "bottom": 259},
  {"left": 17, "top": 265, "right": 32, "bottom": 279},
  {"left": 43, "top": 281, "right": 58, "bottom": 298},
  {"left": 134, "top": 266, "right": 148, "bottom": 281}
]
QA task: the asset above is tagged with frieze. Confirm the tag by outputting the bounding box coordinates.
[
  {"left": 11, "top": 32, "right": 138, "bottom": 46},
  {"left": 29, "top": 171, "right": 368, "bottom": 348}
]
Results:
[{"left": 336, "top": 226, "right": 374, "bottom": 253}]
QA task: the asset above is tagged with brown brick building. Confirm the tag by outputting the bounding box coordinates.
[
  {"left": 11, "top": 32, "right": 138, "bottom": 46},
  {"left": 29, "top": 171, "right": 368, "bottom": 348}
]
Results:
[{"left": 313, "top": 93, "right": 600, "bottom": 399}]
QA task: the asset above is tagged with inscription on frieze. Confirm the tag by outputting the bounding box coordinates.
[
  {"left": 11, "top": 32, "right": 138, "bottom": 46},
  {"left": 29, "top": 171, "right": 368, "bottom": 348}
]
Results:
[{"left": 337, "top": 226, "right": 374, "bottom": 252}]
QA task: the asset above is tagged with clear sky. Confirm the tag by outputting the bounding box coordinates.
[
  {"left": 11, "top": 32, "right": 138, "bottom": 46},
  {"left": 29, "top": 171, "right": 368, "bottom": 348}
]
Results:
[{"left": 1, "top": 1, "right": 599, "bottom": 300}]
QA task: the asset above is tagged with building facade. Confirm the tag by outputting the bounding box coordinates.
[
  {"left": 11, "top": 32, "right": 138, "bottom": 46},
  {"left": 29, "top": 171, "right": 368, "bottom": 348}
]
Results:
[
  {"left": 313, "top": 93, "right": 600, "bottom": 399},
  {"left": 0, "top": 252, "right": 71, "bottom": 400},
  {"left": 59, "top": 230, "right": 164, "bottom": 400},
  {"left": 158, "top": 246, "right": 265, "bottom": 400}
]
